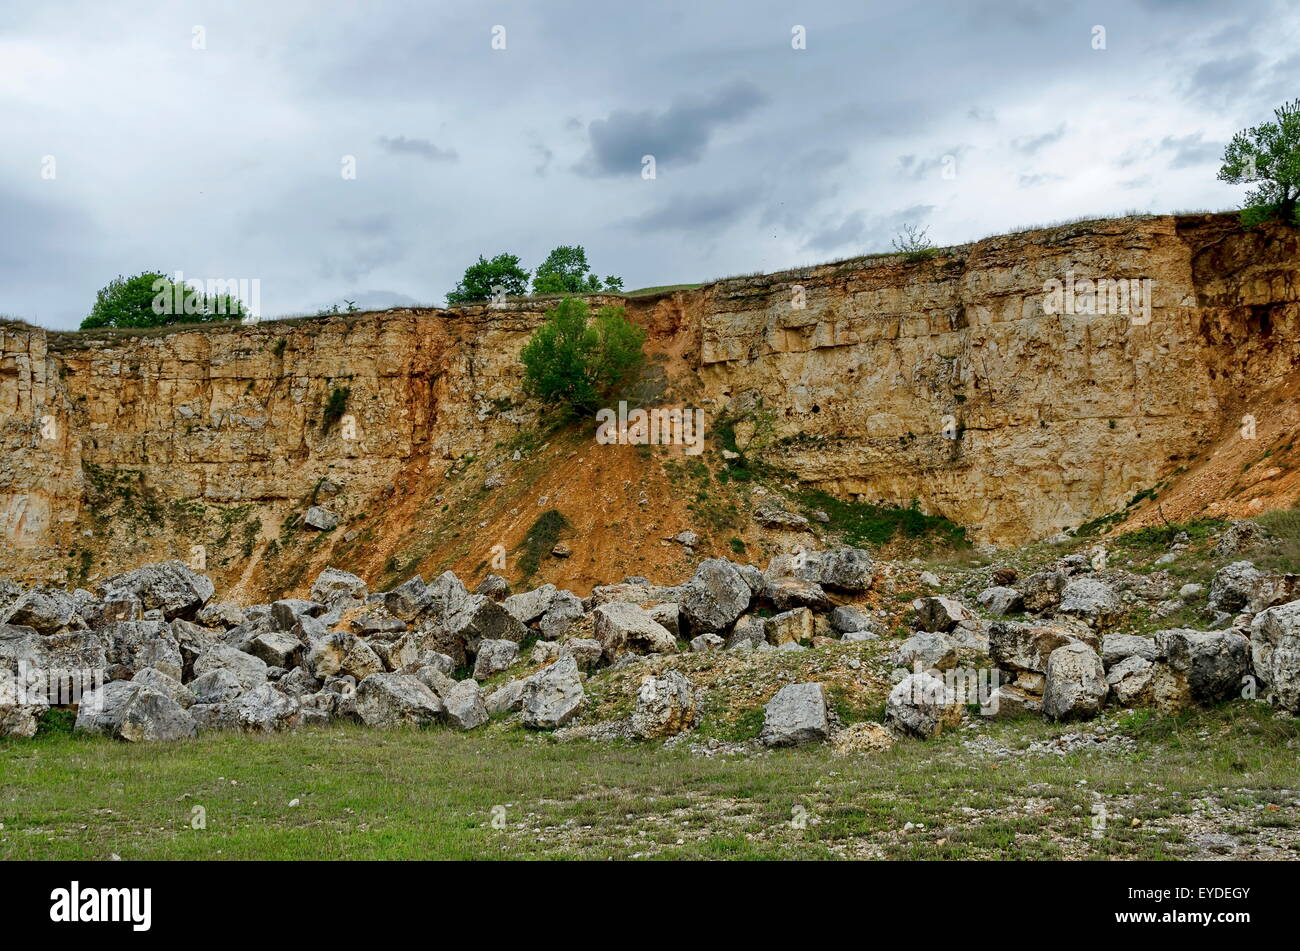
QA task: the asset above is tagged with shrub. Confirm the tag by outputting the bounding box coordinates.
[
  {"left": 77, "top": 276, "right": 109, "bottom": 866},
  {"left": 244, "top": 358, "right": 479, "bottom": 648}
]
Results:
[
  {"left": 531, "top": 245, "right": 622, "bottom": 295},
  {"left": 1218, "top": 99, "right": 1300, "bottom": 228},
  {"left": 446, "top": 253, "right": 531, "bottom": 305},
  {"left": 519, "top": 297, "right": 645, "bottom": 415},
  {"left": 80, "top": 272, "right": 248, "bottom": 329}
]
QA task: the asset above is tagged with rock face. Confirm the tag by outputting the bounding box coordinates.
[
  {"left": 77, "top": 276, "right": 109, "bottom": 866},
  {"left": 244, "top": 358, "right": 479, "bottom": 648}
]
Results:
[
  {"left": 3, "top": 215, "right": 1300, "bottom": 599},
  {"left": 1250, "top": 600, "right": 1300, "bottom": 712},
  {"left": 759, "top": 682, "right": 829, "bottom": 747},
  {"left": 522, "top": 654, "right": 584, "bottom": 729},
  {"left": 632, "top": 671, "right": 697, "bottom": 739}
]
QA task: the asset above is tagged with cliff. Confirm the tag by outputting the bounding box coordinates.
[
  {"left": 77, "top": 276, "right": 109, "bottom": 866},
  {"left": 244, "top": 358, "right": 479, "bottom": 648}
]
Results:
[{"left": 2, "top": 212, "right": 1298, "bottom": 597}]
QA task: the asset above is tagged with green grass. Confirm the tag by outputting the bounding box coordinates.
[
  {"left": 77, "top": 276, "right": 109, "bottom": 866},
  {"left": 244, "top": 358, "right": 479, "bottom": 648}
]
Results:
[
  {"left": 2, "top": 703, "right": 1296, "bottom": 860},
  {"left": 515, "top": 508, "right": 570, "bottom": 578},
  {"left": 797, "top": 489, "right": 969, "bottom": 553}
]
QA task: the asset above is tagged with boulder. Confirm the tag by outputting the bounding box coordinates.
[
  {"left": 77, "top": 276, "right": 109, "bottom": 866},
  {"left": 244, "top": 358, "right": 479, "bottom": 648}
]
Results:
[
  {"left": 1106, "top": 655, "right": 1155, "bottom": 707},
  {"left": 1151, "top": 629, "right": 1252, "bottom": 709},
  {"left": 689, "top": 633, "right": 725, "bottom": 652},
  {"left": 229, "top": 684, "right": 301, "bottom": 732},
  {"left": 521, "top": 653, "right": 584, "bottom": 729},
  {"left": 354, "top": 672, "right": 445, "bottom": 727},
  {"left": 1019, "top": 570, "right": 1067, "bottom": 614},
  {"left": 383, "top": 575, "right": 430, "bottom": 622},
  {"left": 647, "top": 603, "right": 681, "bottom": 638},
  {"left": 195, "top": 601, "right": 246, "bottom": 628},
  {"left": 763, "top": 576, "right": 831, "bottom": 612},
  {"left": 192, "top": 644, "right": 268, "bottom": 691},
  {"left": 244, "top": 629, "right": 303, "bottom": 669},
  {"left": 74, "top": 681, "right": 196, "bottom": 742},
  {"left": 989, "top": 620, "right": 1099, "bottom": 676},
  {"left": 484, "top": 678, "right": 526, "bottom": 715},
  {"left": 829, "top": 605, "right": 878, "bottom": 635},
  {"left": 1100, "top": 633, "right": 1160, "bottom": 666},
  {"left": 592, "top": 602, "right": 677, "bottom": 660},
  {"left": 302, "top": 633, "right": 384, "bottom": 681},
  {"left": 564, "top": 639, "right": 604, "bottom": 671},
  {"left": 632, "top": 671, "right": 697, "bottom": 739},
  {"left": 911, "top": 596, "right": 972, "bottom": 632},
  {"left": 886, "top": 672, "right": 964, "bottom": 738},
  {"left": 0, "top": 668, "right": 48, "bottom": 738},
  {"left": 4, "top": 587, "right": 79, "bottom": 634},
  {"left": 1208, "top": 561, "right": 1298, "bottom": 615},
  {"left": 810, "top": 549, "right": 874, "bottom": 591},
  {"left": 765, "top": 607, "right": 814, "bottom": 646},
  {"left": 890, "top": 631, "right": 958, "bottom": 672},
  {"left": 189, "top": 668, "right": 246, "bottom": 704},
  {"left": 310, "top": 567, "right": 368, "bottom": 605},
  {"left": 538, "top": 592, "right": 585, "bottom": 639},
  {"left": 425, "top": 571, "right": 472, "bottom": 617},
  {"left": 679, "top": 559, "right": 752, "bottom": 633},
  {"left": 1057, "top": 578, "right": 1123, "bottom": 629},
  {"left": 503, "top": 585, "right": 558, "bottom": 624},
  {"left": 1042, "top": 642, "right": 1108, "bottom": 719},
  {"left": 1250, "top": 600, "right": 1300, "bottom": 713},
  {"left": 132, "top": 667, "right": 195, "bottom": 708},
  {"left": 442, "top": 680, "right": 489, "bottom": 730},
  {"left": 759, "top": 682, "right": 829, "bottom": 747},
  {"left": 725, "top": 615, "right": 767, "bottom": 650},
  {"left": 99, "top": 561, "right": 214, "bottom": 619},
  {"left": 475, "top": 574, "right": 511, "bottom": 602},
  {"left": 444, "top": 595, "right": 528, "bottom": 654},
  {"left": 473, "top": 638, "right": 520, "bottom": 681},
  {"left": 269, "top": 599, "right": 324, "bottom": 632},
  {"left": 303, "top": 506, "right": 338, "bottom": 530},
  {"left": 977, "top": 586, "right": 1024, "bottom": 616}
]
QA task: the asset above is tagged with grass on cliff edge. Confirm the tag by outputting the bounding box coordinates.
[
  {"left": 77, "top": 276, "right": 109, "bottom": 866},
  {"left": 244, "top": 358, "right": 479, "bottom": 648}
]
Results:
[{"left": 1, "top": 703, "right": 1296, "bottom": 861}]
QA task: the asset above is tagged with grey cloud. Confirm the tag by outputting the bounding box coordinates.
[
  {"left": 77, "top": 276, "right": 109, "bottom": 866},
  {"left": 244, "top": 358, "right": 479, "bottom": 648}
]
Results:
[
  {"left": 578, "top": 80, "right": 767, "bottom": 177},
  {"left": 1012, "top": 125, "right": 1066, "bottom": 155},
  {"left": 1159, "top": 133, "right": 1223, "bottom": 169},
  {"left": 624, "top": 187, "right": 759, "bottom": 234},
  {"left": 376, "top": 135, "right": 458, "bottom": 162}
]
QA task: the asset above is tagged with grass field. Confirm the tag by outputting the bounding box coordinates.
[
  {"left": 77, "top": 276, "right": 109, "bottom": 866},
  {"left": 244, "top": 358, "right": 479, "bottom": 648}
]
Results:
[{"left": 2, "top": 704, "right": 1297, "bottom": 860}]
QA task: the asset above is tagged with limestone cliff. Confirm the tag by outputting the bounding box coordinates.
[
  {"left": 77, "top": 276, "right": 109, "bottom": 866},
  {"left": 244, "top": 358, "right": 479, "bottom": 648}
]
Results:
[{"left": 2, "top": 213, "right": 1298, "bottom": 597}]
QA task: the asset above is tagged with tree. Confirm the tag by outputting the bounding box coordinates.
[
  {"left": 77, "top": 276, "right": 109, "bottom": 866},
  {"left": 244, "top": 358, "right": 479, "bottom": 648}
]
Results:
[
  {"left": 531, "top": 245, "right": 623, "bottom": 295},
  {"left": 519, "top": 297, "right": 645, "bottom": 415},
  {"left": 446, "top": 253, "right": 530, "bottom": 305},
  {"left": 80, "top": 272, "right": 248, "bottom": 330},
  {"left": 1219, "top": 99, "right": 1300, "bottom": 228}
]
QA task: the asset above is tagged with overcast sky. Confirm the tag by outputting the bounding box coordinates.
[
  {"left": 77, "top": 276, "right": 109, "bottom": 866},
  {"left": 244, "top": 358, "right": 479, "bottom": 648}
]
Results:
[{"left": 3, "top": 0, "right": 1298, "bottom": 329}]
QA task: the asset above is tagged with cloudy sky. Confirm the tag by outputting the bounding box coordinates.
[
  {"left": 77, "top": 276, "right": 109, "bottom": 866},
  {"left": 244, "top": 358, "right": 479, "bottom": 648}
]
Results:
[{"left": 3, "top": 0, "right": 1298, "bottom": 329}]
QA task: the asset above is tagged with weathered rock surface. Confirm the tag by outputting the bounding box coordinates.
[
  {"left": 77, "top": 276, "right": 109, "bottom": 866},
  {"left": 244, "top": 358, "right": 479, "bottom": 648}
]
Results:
[
  {"left": 1042, "top": 642, "right": 1108, "bottom": 719},
  {"left": 522, "top": 654, "right": 584, "bottom": 729},
  {"left": 759, "top": 682, "right": 829, "bottom": 747},
  {"left": 1250, "top": 600, "right": 1300, "bottom": 712},
  {"left": 632, "top": 671, "right": 696, "bottom": 739},
  {"left": 886, "top": 672, "right": 964, "bottom": 738},
  {"left": 354, "top": 672, "right": 445, "bottom": 728}
]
